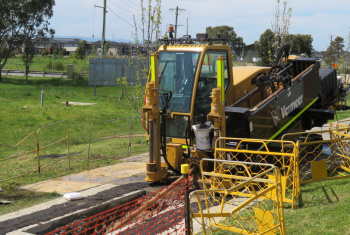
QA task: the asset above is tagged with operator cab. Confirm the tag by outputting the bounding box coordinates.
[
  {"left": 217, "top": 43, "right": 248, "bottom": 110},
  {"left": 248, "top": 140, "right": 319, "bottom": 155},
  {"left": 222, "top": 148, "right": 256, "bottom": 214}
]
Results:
[{"left": 156, "top": 42, "right": 231, "bottom": 143}]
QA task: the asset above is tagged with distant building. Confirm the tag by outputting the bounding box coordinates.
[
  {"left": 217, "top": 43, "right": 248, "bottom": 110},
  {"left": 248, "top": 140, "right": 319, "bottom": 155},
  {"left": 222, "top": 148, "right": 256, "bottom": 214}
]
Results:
[
  {"left": 58, "top": 38, "right": 81, "bottom": 54},
  {"left": 31, "top": 38, "right": 142, "bottom": 57},
  {"left": 91, "top": 41, "right": 133, "bottom": 57},
  {"left": 32, "top": 38, "right": 81, "bottom": 55}
]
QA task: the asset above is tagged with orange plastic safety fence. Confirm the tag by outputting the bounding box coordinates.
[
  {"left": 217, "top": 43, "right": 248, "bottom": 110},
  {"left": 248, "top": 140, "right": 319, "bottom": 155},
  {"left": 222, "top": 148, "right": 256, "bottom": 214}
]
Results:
[{"left": 45, "top": 178, "right": 189, "bottom": 235}]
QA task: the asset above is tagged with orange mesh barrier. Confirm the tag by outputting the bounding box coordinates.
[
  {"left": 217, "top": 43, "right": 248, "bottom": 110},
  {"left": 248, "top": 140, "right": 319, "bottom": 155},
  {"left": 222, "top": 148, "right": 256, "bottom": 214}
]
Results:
[{"left": 45, "top": 177, "right": 190, "bottom": 235}]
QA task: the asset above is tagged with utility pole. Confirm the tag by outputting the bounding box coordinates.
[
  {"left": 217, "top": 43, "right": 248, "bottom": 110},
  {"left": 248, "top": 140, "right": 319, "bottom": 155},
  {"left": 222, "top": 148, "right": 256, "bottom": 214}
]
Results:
[
  {"left": 186, "top": 18, "right": 188, "bottom": 35},
  {"left": 169, "top": 6, "right": 185, "bottom": 39},
  {"left": 329, "top": 35, "right": 334, "bottom": 44},
  {"left": 101, "top": 0, "right": 107, "bottom": 58}
]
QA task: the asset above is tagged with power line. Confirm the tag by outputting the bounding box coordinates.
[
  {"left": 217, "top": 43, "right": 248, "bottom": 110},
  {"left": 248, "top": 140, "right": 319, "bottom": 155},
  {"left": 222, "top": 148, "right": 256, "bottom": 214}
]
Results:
[
  {"left": 107, "top": 6, "right": 135, "bottom": 27},
  {"left": 108, "top": 0, "right": 140, "bottom": 14},
  {"left": 118, "top": 0, "right": 139, "bottom": 8},
  {"left": 109, "top": 0, "right": 141, "bottom": 13}
]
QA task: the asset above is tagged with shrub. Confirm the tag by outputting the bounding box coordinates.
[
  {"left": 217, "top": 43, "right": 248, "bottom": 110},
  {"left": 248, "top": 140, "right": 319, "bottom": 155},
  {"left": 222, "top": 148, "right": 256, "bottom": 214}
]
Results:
[
  {"left": 41, "top": 48, "right": 49, "bottom": 56},
  {"left": 44, "top": 61, "right": 65, "bottom": 71},
  {"left": 45, "top": 61, "right": 53, "bottom": 70},
  {"left": 54, "top": 61, "right": 64, "bottom": 71}
]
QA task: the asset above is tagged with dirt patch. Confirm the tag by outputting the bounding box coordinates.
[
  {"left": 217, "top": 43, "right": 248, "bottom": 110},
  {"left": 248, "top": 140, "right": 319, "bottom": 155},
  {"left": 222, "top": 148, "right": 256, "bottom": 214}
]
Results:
[{"left": 38, "top": 152, "right": 82, "bottom": 159}]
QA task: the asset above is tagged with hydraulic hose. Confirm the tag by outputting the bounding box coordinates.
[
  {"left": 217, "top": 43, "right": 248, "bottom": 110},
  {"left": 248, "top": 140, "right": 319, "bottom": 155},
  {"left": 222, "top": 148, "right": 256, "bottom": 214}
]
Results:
[
  {"left": 159, "top": 91, "right": 181, "bottom": 175},
  {"left": 161, "top": 108, "right": 181, "bottom": 175}
]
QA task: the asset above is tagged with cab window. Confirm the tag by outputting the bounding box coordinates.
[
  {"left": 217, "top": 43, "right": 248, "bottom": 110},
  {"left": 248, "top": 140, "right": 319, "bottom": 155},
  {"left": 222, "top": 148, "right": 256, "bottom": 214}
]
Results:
[{"left": 193, "top": 50, "right": 229, "bottom": 124}]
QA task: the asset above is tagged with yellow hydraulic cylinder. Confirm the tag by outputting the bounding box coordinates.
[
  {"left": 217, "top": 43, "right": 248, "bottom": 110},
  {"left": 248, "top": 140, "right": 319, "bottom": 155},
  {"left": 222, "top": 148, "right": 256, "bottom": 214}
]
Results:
[{"left": 143, "top": 53, "right": 167, "bottom": 182}]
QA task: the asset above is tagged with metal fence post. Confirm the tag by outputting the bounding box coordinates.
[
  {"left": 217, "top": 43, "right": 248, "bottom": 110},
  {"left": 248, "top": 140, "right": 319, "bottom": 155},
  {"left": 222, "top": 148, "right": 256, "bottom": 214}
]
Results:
[
  {"left": 66, "top": 121, "right": 70, "bottom": 168},
  {"left": 128, "top": 117, "right": 135, "bottom": 157},
  {"left": 181, "top": 164, "right": 191, "bottom": 235},
  {"left": 87, "top": 123, "right": 94, "bottom": 165},
  {"left": 36, "top": 133, "right": 40, "bottom": 174}
]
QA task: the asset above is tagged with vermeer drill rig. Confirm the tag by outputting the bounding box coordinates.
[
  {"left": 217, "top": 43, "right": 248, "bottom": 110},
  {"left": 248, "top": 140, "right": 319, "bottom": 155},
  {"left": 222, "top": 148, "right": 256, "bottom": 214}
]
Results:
[{"left": 142, "top": 34, "right": 349, "bottom": 182}]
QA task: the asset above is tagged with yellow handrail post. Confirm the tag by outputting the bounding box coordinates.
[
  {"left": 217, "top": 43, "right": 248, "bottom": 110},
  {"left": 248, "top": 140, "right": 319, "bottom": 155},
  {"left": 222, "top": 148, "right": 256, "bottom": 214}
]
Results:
[
  {"left": 208, "top": 56, "right": 226, "bottom": 149},
  {"left": 217, "top": 55, "right": 225, "bottom": 103}
]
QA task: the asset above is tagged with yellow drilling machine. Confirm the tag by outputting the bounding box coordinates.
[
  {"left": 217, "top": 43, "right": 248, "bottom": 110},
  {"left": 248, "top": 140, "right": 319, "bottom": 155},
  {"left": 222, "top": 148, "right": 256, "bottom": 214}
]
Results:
[{"left": 142, "top": 32, "right": 349, "bottom": 182}]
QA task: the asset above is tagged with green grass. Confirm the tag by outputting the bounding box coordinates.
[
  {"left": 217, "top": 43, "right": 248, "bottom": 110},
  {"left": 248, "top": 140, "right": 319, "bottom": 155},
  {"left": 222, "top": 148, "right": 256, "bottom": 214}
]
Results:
[
  {"left": 0, "top": 75, "right": 146, "bottom": 215},
  {"left": 3, "top": 55, "right": 92, "bottom": 73},
  {"left": 285, "top": 179, "right": 350, "bottom": 234},
  {"left": 0, "top": 189, "right": 60, "bottom": 216}
]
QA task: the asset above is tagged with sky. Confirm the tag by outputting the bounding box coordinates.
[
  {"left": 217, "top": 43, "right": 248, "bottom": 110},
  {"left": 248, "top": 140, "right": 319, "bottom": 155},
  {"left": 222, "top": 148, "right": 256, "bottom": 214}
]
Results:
[{"left": 50, "top": 0, "right": 350, "bottom": 51}]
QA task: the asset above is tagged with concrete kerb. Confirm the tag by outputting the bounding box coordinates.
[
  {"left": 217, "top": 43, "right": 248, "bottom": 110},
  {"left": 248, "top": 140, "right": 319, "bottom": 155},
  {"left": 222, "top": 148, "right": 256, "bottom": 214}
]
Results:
[
  {"left": 0, "top": 184, "right": 117, "bottom": 223},
  {"left": 8, "top": 189, "right": 146, "bottom": 235}
]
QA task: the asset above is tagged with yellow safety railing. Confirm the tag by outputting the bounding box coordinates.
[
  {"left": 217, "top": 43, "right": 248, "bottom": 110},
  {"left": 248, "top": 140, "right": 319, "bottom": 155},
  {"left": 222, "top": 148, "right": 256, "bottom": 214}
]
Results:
[
  {"left": 282, "top": 125, "right": 350, "bottom": 185},
  {"left": 214, "top": 137, "right": 300, "bottom": 208},
  {"left": 330, "top": 118, "right": 350, "bottom": 128},
  {"left": 0, "top": 120, "right": 70, "bottom": 183},
  {"left": 190, "top": 159, "right": 286, "bottom": 235}
]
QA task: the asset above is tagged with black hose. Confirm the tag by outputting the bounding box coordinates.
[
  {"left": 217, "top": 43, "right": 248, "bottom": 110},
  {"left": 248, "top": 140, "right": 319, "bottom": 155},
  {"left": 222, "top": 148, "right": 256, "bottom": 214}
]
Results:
[
  {"left": 160, "top": 110, "right": 181, "bottom": 175},
  {"left": 159, "top": 90, "right": 181, "bottom": 175}
]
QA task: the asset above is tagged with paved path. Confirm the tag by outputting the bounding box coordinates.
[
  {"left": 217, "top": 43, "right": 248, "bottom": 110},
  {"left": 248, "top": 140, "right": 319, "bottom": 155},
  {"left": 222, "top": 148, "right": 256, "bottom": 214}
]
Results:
[
  {"left": 20, "top": 153, "right": 149, "bottom": 194},
  {"left": 1, "top": 71, "right": 67, "bottom": 78}
]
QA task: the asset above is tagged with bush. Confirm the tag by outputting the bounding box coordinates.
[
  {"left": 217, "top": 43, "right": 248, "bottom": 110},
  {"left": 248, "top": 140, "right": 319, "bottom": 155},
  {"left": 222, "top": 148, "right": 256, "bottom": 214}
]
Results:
[
  {"left": 60, "top": 48, "right": 67, "bottom": 56},
  {"left": 41, "top": 48, "right": 49, "bottom": 56},
  {"left": 45, "top": 61, "right": 53, "bottom": 70},
  {"left": 73, "top": 40, "right": 87, "bottom": 59},
  {"left": 54, "top": 61, "right": 64, "bottom": 71},
  {"left": 44, "top": 61, "right": 65, "bottom": 71}
]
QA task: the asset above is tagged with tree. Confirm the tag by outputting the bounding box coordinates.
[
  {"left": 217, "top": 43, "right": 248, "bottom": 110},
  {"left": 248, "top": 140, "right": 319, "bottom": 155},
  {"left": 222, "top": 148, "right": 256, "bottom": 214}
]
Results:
[
  {"left": 272, "top": 0, "right": 292, "bottom": 57},
  {"left": 134, "top": 0, "right": 161, "bottom": 57},
  {"left": 206, "top": 25, "right": 245, "bottom": 50},
  {"left": 117, "top": 0, "right": 161, "bottom": 117},
  {"left": 256, "top": 29, "right": 275, "bottom": 65},
  {"left": 60, "top": 48, "right": 67, "bottom": 56},
  {"left": 41, "top": 48, "right": 49, "bottom": 56},
  {"left": 246, "top": 50, "right": 253, "bottom": 63},
  {"left": 289, "top": 34, "right": 313, "bottom": 56},
  {"left": 73, "top": 40, "right": 87, "bottom": 59},
  {"left": 342, "top": 31, "right": 350, "bottom": 83},
  {"left": 0, "top": 0, "right": 55, "bottom": 82},
  {"left": 22, "top": 38, "right": 35, "bottom": 84},
  {"left": 104, "top": 40, "right": 111, "bottom": 56},
  {"left": 325, "top": 36, "right": 344, "bottom": 66},
  {"left": 91, "top": 44, "right": 98, "bottom": 56}
]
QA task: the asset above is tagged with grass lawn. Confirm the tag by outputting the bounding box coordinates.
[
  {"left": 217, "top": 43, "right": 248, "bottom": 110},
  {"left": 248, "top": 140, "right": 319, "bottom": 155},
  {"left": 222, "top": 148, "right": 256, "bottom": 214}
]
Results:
[
  {"left": 0, "top": 75, "right": 146, "bottom": 215},
  {"left": 284, "top": 179, "right": 350, "bottom": 234},
  {"left": 3, "top": 55, "right": 91, "bottom": 73}
]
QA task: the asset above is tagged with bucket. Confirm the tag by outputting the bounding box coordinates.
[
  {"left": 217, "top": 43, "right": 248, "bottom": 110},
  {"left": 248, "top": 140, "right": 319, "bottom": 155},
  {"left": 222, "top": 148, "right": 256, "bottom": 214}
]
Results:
[{"left": 192, "top": 123, "right": 213, "bottom": 150}]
